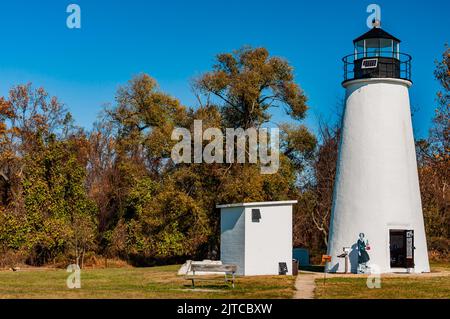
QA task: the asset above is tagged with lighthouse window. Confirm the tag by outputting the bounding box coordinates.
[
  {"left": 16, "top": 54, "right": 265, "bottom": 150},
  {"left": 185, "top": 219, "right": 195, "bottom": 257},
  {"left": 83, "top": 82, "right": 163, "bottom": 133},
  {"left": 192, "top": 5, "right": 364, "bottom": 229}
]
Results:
[
  {"left": 355, "top": 40, "right": 365, "bottom": 59},
  {"left": 379, "top": 39, "right": 393, "bottom": 57},
  {"left": 365, "top": 38, "right": 380, "bottom": 57}
]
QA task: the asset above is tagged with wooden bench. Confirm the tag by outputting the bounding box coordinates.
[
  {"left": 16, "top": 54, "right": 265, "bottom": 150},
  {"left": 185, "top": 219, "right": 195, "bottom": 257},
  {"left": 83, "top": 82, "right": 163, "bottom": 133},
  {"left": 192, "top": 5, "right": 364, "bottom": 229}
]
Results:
[{"left": 186, "top": 264, "right": 238, "bottom": 288}]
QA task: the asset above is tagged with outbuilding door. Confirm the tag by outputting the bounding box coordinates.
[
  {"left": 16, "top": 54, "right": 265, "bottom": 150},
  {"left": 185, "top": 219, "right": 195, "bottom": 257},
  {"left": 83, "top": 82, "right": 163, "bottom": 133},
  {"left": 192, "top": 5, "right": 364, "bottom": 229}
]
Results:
[{"left": 389, "top": 230, "right": 414, "bottom": 268}]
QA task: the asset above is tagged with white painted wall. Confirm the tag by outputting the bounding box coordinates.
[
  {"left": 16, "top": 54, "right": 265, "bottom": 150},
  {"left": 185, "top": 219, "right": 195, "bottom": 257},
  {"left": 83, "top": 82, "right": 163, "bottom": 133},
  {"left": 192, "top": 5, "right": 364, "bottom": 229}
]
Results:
[
  {"left": 219, "top": 201, "right": 295, "bottom": 276},
  {"left": 220, "top": 206, "right": 245, "bottom": 275},
  {"left": 327, "top": 78, "right": 430, "bottom": 274},
  {"left": 244, "top": 204, "right": 293, "bottom": 276}
]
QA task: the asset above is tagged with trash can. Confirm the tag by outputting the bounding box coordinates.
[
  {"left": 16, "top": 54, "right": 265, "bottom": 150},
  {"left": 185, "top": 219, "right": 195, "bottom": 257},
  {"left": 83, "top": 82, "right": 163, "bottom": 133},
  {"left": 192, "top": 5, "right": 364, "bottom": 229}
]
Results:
[{"left": 292, "top": 259, "right": 299, "bottom": 276}]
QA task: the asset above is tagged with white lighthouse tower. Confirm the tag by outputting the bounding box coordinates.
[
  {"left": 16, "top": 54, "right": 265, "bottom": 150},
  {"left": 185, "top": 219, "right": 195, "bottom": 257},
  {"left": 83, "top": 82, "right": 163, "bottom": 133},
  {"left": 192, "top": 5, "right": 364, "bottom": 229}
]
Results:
[{"left": 327, "top": 22, "right": 430, "bottom": 274}]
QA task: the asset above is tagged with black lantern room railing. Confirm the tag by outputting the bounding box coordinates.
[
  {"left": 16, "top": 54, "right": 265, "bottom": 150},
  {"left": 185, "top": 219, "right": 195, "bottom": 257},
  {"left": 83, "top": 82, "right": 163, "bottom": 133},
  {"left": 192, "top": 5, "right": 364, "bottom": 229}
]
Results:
[{"left": 343, "top": 51, "right": 412, "bottom": 83}]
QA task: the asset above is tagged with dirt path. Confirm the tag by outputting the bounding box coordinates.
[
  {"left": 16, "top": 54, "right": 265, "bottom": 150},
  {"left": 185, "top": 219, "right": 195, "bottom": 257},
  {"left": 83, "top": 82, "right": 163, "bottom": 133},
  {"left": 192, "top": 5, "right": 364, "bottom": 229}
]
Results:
[{"left": 293, "top": 272, "right": 321, "bottom": 299}]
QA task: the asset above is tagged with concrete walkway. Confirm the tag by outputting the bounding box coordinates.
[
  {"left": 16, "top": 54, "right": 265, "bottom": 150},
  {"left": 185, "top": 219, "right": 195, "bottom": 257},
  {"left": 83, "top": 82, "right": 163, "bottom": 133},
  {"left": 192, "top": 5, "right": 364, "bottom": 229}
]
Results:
[{"left": 293, "top": 272, "right": 321, "bottom": 299}]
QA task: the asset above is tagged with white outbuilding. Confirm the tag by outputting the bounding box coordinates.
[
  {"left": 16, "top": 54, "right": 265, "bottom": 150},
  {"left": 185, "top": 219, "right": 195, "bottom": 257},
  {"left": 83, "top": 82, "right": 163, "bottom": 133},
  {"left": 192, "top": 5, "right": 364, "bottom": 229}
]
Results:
[{"left": 217, "top": 200, "right": 297, "bottom": 276}]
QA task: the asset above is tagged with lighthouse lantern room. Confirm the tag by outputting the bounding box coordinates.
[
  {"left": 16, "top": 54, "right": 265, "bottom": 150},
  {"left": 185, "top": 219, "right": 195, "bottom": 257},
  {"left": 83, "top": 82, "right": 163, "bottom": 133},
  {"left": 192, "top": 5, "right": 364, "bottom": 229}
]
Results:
[{"left": 343, "top": 23, "right": 411, "bottom": 83}]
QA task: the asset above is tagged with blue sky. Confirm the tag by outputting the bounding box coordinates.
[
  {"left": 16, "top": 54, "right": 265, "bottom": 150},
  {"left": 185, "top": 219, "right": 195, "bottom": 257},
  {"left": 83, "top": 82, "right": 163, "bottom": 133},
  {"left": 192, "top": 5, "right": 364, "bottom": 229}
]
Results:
[{"left": 0, "top": 0, "right": 448, "bottom": 138}]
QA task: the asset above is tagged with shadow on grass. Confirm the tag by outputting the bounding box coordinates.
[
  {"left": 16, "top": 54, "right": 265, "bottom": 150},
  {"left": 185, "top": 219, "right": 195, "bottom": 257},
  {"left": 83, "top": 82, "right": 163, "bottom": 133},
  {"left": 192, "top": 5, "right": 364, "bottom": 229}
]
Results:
[
  {"left": 181, "top": 277, "right": 235, "bottom": 290},
  {"left": 182, "top": 284, "right": 234, "bottom": 290},
  {"left": 299, "top": 265, "right": 325, "bottom": 273}
]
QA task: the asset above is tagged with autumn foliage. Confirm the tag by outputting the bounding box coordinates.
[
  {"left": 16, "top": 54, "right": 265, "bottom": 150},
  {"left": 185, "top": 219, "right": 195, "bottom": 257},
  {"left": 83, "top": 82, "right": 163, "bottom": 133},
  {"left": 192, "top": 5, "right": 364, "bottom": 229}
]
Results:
[{"left": 0, "top": 46, "right": 448, "bottom": 267}]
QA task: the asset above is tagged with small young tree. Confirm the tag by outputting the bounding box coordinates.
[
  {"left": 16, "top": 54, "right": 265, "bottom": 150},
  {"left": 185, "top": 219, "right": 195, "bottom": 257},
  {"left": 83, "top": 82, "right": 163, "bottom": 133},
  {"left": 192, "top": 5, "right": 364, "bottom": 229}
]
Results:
[
  {"left": 416, "top": 45, "right": 450, "bottom": 258},
  {"left": 294, "top": 121, "right": 340, "bottom": 253}
]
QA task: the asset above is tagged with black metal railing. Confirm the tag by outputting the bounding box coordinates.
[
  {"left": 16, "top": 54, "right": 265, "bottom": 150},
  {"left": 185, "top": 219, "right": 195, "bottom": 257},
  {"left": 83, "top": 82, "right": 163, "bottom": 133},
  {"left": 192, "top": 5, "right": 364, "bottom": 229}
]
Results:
[{"left": 343, "top": 52, "right": 412, "bottom": 83}]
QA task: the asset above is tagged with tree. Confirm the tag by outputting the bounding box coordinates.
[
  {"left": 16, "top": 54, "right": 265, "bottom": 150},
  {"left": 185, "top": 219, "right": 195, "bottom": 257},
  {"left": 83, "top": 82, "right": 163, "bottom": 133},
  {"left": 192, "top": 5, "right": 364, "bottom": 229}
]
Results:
[
  {"left": 101, "top": 74, "right": 213, "bottom": 264},
  {"left": 0, "top": 84, "right": 97, "bottom": 266},
  {"left": 294, "top": 121, "right": 340, "bottom": 257},
  {"left": 86, "top": 119, "right": 117, "bottom": 235},
  {"left": 0, "top": 85, "right": 63, "bottom": 214},
  {"left": 1, "top": 47, "right": 320, "bottom": 266},
  {"left": 196, "top": 47, "right": 308, "bottom": 129},
  {"left": 110, "top": 74, "right": 187, "bottom": 174},
  {"left": 101, "top": 46, "right": 317, "bottom": 263},
  {"left": 416, "top": 45, "right": 450, "bottom": 258},
  {"left": 192, "top": 47, "right": 316, "bottom": 256}
]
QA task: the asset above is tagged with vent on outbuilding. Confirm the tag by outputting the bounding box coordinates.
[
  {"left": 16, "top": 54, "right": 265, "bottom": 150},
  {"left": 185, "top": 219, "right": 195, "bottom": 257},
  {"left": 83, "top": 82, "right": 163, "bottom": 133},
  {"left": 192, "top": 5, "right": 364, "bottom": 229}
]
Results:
[
  {"left": 251, "top": 209, "right": 261, "bottom": 222},
  {"left": 279, "top": 262, "right": 288, "bottom": 275}
]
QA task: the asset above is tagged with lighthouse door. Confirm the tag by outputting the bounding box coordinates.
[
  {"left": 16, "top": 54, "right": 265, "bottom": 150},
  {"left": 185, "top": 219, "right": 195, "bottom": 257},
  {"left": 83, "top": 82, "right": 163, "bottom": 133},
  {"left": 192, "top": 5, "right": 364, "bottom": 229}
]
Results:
[{"left": 390, "top": 230, "right": 414, "bottom": 268}]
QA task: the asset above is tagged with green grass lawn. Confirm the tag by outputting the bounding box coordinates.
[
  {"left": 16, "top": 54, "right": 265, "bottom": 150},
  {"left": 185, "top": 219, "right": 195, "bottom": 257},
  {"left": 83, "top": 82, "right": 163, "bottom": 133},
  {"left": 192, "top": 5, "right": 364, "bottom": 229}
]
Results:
[
  {"left": 1, "top": 262, "right": 448, "bottom": 299},
  {"left": 0, "top": 265, "right": 296, "bottom": 299},
  {"left": 315, "top": 276, "right": 450, "bottom": 299},
  {"left": 314, "top": 262, "right": 450, "bottom": 299}
]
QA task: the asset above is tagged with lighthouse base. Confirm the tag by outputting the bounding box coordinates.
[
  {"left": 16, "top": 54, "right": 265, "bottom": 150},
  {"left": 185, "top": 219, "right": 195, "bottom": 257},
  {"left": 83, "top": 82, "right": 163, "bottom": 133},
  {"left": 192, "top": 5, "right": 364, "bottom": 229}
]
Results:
[{"left": 327, "top": 78, "right": 430, "bottom": 274}]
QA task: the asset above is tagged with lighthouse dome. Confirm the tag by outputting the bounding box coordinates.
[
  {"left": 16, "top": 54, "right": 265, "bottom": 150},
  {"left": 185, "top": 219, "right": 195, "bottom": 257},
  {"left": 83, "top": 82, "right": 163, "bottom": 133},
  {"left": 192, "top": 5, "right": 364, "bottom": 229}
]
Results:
[{"left": 353, "top": 27, "right": 401, "bottom": 44}]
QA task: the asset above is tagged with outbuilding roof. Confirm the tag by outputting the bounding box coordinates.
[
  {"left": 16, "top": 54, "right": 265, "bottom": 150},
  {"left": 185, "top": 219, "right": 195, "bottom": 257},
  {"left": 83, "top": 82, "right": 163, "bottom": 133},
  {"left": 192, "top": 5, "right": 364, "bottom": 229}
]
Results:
[
  {"left": 216, "top": 200, "right": 298, "bottom": 209},
  {"left": 353, "top": 27, "right": 401, "bottom": 43}
]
